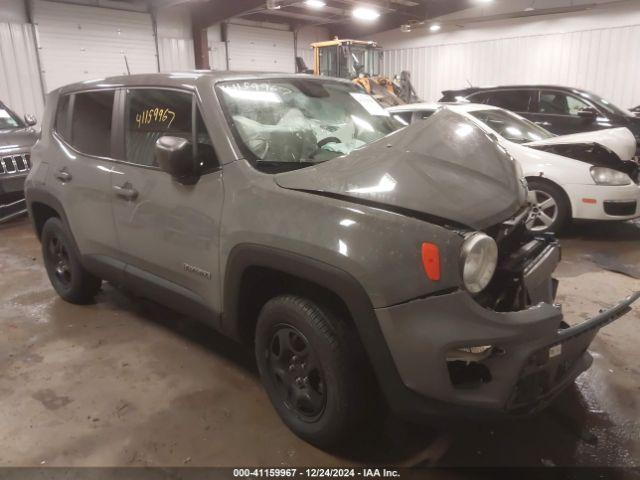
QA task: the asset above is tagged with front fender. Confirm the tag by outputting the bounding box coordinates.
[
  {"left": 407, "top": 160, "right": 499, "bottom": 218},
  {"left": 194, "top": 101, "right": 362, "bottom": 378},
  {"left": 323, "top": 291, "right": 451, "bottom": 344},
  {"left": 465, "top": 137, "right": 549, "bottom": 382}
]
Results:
[{"left": 219, "top": 160, "right": 466, "bottom": 310}]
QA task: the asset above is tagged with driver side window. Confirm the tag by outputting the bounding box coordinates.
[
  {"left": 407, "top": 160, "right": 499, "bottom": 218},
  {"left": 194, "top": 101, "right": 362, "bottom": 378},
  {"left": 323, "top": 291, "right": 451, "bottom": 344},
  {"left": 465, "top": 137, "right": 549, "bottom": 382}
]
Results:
[
  {"left": 539, "top": 91, "right": 591, "bottom": 116},
  {"left": 125, "top": 89, "right": 217, "bottom": 172}
]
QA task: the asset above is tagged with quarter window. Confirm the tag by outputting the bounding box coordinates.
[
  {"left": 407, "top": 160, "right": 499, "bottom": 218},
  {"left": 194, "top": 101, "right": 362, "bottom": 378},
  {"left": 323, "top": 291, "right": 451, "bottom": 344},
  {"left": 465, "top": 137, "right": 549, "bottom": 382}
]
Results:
[
  {"left": 539, "top": 91, "right": 591, "bottom": 116},
  {"left": 125, "top": 89, "right": 216, "bottom": 172},
  {"left": 71, "top": 90, "right": 115, "bottom": 157},
  {"left": 486, "top": 90, "right": 534, "bottom": 112},
  {"left": 466, "top": 91, "right": 492, "bottom": 104}
]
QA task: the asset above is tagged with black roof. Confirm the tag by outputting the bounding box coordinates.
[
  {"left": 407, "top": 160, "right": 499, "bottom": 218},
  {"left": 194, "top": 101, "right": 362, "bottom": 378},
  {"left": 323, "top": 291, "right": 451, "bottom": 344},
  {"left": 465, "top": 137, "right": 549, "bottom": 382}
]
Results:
[{"left": 442, "top": 85, "right": 589, "bottom": 96}]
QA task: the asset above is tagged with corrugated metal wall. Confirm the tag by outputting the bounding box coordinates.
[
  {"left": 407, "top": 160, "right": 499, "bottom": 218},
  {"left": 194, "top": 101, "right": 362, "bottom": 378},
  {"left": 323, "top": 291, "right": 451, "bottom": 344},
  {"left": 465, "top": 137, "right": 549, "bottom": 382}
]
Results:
[
  {"left": 382, "top": 24, "right": 640, "bottom": 107},
  {"left": 158, "top": 37, "right": 195, "bottom": 72},
  {"left": 0, "top": 22, "right": 44, "bottom": 121},
  {"left": 156, "top": 5, "right": 195, "bottom": 72}
]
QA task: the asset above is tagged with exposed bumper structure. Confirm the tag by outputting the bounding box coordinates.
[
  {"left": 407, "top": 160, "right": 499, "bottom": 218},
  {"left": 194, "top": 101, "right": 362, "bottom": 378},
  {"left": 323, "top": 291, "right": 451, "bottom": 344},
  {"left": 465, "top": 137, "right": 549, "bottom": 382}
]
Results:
[{"left": 375, "top": 241, "right": 639, "bottom": 417}]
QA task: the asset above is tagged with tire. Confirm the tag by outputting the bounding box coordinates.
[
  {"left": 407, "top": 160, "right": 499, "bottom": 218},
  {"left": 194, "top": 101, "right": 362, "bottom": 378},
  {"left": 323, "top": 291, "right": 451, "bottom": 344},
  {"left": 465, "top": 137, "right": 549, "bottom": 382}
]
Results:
[
  {"left": 255, "top": 295, "right": 368, "bottom": 448},
  {"left": 41, "top": 217, "right": 101, "bottom": 304},
  {"left": 525, "top": 179, "right": 571, "bottom": 233}
]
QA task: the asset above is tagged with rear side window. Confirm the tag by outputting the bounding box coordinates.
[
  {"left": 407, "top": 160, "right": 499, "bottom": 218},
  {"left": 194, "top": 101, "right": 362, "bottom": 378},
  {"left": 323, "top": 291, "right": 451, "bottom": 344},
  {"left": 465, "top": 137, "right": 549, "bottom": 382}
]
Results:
[
  {"left": 71, "top": 91, "right": 115, "bottom": 157},
  {"left": 125, "top": 89, "right": 216, "bottom": 172},
  {"left": 54, "top": 94, "right": 71, "bottom": 139},
  {"left": 485, "top": 90, "right": 534, "bottom": 112}
]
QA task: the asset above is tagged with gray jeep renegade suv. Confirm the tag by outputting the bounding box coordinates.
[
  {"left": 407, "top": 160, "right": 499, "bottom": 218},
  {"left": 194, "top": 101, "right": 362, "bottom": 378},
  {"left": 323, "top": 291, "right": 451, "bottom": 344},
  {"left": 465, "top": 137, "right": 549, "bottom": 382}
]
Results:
[{"left": 25, "top": 72, "right": 638, "bottom": 447}]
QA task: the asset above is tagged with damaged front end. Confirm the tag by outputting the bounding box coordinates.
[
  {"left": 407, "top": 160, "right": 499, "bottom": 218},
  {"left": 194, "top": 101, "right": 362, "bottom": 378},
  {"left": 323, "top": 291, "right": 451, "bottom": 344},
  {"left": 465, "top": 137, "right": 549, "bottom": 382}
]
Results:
[{"left": 375, "top": 208, "right": 639, "bottom": 418}]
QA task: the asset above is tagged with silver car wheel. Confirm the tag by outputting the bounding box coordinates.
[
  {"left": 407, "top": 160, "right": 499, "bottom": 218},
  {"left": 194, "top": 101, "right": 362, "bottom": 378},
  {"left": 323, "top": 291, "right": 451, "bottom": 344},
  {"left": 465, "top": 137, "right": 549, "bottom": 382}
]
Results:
[{"left": 526, "top": 189, "right": 558, "bottom": 232}]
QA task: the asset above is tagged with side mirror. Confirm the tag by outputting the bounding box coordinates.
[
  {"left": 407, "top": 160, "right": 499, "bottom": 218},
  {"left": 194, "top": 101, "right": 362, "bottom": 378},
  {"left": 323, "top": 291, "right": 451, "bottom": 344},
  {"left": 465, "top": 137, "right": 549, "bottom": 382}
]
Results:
[
  {"left": 24, "top": 114, "right": 37, "bottom": 126},
  {"left": 155, "top": 136, "right": 197, "bottom": 184},
  {"left": 577, "top": 107, "right": 597, "bottom": 120}
]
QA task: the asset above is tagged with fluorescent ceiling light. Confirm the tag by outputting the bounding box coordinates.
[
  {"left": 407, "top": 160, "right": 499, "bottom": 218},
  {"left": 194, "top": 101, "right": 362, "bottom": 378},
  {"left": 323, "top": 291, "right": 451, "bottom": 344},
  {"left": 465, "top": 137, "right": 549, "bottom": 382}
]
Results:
[
  {"left": 352, "top": 6, "right": 380, "bottom": 20},
  {"left": 429, "top": 24, "right": 441, "bottom": 32},
  {"left": 304, "top": 0, "right": 326, "bottom": 8}
]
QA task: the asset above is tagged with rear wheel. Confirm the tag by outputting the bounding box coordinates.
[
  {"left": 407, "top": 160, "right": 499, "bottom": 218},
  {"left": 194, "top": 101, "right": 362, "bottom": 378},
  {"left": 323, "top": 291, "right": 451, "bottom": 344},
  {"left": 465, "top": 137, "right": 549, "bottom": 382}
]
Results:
[
  {"left": 41, "top": 217, "right": 101, "bottom": 304},
  {"left": 255, "top": 295, "right": 368, "bottom": 448},
  {"left": 525, "top": 179, "right": 571, "bottom": 233}
]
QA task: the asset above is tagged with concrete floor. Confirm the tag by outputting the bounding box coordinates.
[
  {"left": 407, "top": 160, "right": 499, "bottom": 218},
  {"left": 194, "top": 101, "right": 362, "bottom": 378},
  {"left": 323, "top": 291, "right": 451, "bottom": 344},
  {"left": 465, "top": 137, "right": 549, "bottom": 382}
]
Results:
[{"left": 1, "top": 216, "right": 639, "bottom": 467}]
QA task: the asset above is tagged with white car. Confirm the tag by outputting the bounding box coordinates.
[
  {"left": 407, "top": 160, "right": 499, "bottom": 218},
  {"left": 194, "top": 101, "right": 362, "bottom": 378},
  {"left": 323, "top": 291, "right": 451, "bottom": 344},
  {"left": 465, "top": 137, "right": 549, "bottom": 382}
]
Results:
[{"left": 388, "top": 103, "right": 640, "bottom": 232}]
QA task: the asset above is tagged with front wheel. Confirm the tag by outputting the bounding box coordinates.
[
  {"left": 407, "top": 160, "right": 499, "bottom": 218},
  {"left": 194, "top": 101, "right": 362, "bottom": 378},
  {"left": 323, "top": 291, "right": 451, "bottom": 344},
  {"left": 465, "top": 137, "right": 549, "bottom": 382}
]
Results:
[
  {"left": 255, "top": 295, "right": 368, "bottom": 448},
  {"left": 525, "top": 179, "right": 571, "bottom": 233}
]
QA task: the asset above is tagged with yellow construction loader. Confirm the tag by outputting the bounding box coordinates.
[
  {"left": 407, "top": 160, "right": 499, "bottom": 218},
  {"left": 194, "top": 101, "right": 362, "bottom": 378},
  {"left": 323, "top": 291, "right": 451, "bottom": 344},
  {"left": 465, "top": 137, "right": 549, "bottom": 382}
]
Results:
[{"left": 296, "top": 38, "right": 418, "bottom": 107}]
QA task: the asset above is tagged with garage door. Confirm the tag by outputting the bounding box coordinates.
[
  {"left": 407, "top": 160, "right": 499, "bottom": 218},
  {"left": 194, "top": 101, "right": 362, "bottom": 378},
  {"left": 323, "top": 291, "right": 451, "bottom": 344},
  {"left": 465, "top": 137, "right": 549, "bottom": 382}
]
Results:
[
  {"left": 226, "top": 24, "right": 294, "bottom": 73},
  {"left": 32, "top": 0, "right": 158, "bottom": 92}
]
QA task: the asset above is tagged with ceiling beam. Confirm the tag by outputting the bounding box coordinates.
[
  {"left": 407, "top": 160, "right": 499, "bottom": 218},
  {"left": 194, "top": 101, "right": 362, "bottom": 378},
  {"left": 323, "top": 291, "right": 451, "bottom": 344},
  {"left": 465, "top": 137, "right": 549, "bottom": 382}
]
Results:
[{"left": 190, "top": 0, "right": 266, "bottom": 29}]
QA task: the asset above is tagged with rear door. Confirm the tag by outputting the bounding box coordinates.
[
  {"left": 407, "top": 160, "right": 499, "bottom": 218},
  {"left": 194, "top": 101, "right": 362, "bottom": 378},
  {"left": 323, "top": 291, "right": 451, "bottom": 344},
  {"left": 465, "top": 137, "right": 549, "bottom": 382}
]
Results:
[
  {"left": 109, "top": 87, "right": 224, "bottom": 322},
  {"left": 49, "top": 89, "right": 120, "bottom": 262}
]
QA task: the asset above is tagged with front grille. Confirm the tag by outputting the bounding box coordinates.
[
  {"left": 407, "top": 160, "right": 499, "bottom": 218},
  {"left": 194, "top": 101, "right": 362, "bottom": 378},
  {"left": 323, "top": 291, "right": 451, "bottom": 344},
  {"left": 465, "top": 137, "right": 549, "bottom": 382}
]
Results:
[{"left": 0, "top": 153, "right": 31, "bottom": 175}]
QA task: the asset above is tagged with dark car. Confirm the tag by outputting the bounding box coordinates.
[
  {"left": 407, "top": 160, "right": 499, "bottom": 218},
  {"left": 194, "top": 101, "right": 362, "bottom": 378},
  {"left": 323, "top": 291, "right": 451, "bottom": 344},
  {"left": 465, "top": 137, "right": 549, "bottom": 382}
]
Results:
[
  {"left": 0, "top": 101, "right": 38, "bottom": 222},
  {"left": 440, "top": 86, "right": 640, "bottom": 155}
]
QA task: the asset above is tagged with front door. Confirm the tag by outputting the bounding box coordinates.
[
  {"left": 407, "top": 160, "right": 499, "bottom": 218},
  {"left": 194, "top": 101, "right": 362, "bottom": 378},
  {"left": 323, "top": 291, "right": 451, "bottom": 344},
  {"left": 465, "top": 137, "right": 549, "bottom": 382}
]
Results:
[{"left": 110, "top": 87, "right": 224, "bottom": 322}]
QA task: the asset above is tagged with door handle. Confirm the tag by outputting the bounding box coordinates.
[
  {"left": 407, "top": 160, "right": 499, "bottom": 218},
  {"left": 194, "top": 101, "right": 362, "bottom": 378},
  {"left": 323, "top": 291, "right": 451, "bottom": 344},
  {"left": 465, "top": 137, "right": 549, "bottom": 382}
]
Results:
[
  {"left": 535, "top": 121, "right": 552, "bottom": 127},
  {"left": 113, "top": 183, "right": 139, "bottom": 200},
  {"left": 55, "top": 169, "right": 72, "bottom": 182}
]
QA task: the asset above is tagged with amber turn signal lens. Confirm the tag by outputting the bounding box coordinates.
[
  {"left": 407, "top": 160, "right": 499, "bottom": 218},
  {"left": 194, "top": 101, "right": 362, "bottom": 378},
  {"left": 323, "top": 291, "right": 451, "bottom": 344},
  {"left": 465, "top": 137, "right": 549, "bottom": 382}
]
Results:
[{"left": 421, "top": 242, "right": 440, "bottom": 281}]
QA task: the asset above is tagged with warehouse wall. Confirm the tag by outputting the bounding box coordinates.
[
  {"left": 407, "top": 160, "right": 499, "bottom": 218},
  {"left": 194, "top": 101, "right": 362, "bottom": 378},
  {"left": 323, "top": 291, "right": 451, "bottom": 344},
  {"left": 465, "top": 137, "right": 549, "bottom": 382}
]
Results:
[
  {"left": 155, "top": 5, "right": 195, "bottom": 72},
  {"left": 207, "top": 20, "right": 328, "bottom": 72},
  {"left": 296, "top": 26, "right": 329, "bottom": 70},
  {"left": 0, "top": 0, "right": 44, "bottom": 121},
  {"left": 373, "top": 1, "right": 640, "bottom": 108}
]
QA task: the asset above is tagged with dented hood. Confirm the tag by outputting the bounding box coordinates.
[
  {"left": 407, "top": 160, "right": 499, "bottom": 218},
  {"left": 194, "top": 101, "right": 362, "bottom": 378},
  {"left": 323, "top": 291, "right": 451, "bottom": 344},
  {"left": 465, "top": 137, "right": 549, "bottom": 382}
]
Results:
[
  {"left": 275, "top": 109, "right": 527, "bottom": 230},
  {"left": 525, "top": 127, "right": 636, "bottom": 161}
]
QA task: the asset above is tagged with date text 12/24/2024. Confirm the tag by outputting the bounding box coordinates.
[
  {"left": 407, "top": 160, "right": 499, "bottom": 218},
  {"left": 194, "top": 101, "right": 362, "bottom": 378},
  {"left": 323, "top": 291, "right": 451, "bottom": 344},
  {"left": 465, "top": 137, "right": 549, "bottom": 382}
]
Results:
[{"left": 233, "top": 469, "right": 401, "bottom": 478}]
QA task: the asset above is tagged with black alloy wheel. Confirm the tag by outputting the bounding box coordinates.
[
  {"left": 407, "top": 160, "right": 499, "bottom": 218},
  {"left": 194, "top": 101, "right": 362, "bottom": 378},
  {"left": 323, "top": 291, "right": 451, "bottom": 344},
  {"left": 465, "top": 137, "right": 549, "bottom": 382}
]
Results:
[
  {"left": 47, "top": 233, "right": 72, "bottom": 287},
  {"left": 266, "top": 324, "right": 326, "bottom": 421}
]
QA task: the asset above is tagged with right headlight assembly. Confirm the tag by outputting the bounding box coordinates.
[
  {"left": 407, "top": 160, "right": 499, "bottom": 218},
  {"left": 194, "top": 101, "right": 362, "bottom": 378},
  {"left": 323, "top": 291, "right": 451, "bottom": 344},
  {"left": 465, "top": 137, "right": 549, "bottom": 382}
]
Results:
[
  {"left": 590, "top": 166, "right": 632, "bottom": 186},
  {"left": 460, "top": 232, "right": 498, "bottom": 294}
]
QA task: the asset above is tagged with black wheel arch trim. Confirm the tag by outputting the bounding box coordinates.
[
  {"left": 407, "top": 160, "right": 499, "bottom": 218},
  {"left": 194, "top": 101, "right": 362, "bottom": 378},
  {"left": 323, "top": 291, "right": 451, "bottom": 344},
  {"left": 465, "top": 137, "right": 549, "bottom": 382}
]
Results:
[
  {"left": 26, "top": 187, "right": 80, "bottom": 246},
  {"left": 222, "top": 243, "right": 450, "bottom": 416}
]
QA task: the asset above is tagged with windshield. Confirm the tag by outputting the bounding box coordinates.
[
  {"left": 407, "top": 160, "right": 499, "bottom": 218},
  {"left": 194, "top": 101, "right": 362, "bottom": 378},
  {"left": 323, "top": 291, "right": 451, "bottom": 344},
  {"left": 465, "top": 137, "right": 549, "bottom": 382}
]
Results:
[
  {"left": 347, "top": 46, "right": 381, "bottom": 77},
  {"left": 469, "top": 109, "right": 555, "bottom": 143},
  {"left": 217, "top": 79, "right": 402, "bottom": 172},
  {"left": 0, "top": 106, "right": 22, "bottom": 130}
]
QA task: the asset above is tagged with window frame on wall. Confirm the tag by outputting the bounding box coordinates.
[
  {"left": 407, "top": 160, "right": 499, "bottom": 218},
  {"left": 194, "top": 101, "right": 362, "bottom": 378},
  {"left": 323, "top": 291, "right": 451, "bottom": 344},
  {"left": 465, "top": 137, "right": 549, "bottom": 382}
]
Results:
[{"left": 112, "top": 87, "right": 219, "bottom": 174}]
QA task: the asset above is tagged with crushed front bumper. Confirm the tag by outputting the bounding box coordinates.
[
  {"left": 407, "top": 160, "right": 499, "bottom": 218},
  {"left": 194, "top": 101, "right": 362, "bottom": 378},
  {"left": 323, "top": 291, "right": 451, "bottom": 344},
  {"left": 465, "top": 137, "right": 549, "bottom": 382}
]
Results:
[{"left": 375, "top": 241, "right": 639, "bottom": 417}]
